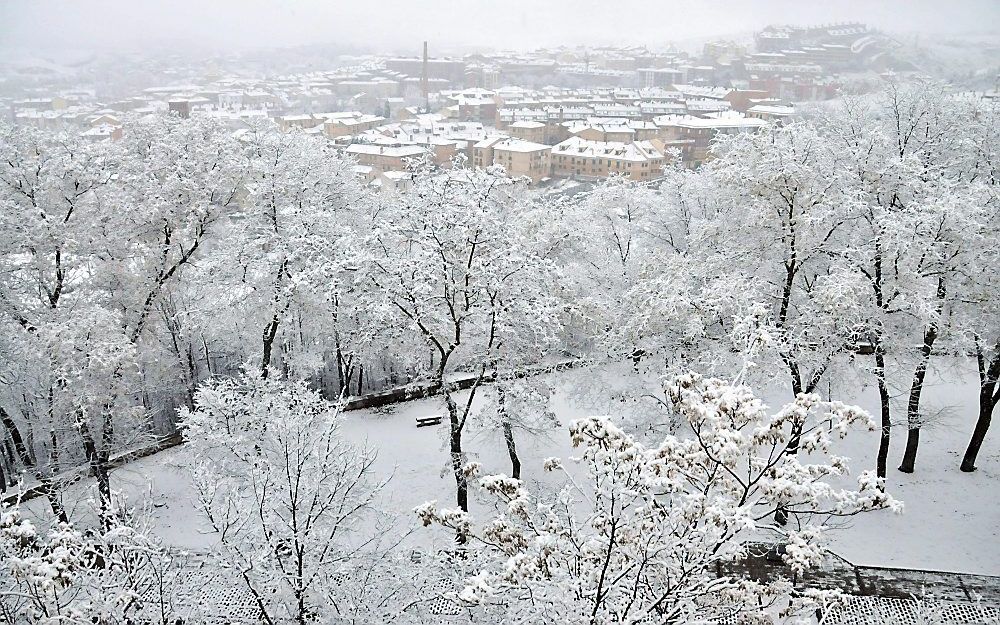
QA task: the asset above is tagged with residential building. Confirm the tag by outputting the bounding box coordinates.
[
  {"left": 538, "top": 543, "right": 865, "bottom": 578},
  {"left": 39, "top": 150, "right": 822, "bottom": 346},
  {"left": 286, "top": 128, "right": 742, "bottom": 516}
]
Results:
[
  {"left": 345, "top": 143, "right": 427, "bottom": 173},
  {"left": 320, "top": 112, "right": 386, "bottom": 138},
  {"left": 551, "top": 136, "right": 666, "bottom": 181},
  {"left": 655, "top": 112, "right": 768, "bottom": 167},
  {"left": 491, "top": 138, "right": 552, "bottom": 183},
  {"left": 509, "top": 120, "right": 547, "bottom": 143}
]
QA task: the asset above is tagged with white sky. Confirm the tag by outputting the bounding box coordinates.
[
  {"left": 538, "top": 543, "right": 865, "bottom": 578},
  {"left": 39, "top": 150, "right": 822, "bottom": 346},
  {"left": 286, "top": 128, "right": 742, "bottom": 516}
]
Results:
[{"left": 1, "top": 0, "right": 997, "bottom": 55}]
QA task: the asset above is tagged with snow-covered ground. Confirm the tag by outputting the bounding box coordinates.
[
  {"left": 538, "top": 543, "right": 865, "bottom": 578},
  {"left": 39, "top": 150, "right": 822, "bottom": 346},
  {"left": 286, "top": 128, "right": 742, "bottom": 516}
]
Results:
[{"left": 31, "top": 357, "right": 1000, "bottom": 576}]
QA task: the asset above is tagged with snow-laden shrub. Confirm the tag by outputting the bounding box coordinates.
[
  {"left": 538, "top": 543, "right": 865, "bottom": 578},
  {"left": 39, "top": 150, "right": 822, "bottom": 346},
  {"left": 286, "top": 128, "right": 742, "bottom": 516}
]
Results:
[{"left": 417, "top": 372, "right": 900, "bottom": 624}]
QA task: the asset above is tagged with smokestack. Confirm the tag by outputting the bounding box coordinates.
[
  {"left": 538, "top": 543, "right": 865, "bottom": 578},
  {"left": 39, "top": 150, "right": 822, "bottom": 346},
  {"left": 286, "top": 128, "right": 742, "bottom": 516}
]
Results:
[{"left": 422, "top": 41, "right": 429, "bottom": 113}]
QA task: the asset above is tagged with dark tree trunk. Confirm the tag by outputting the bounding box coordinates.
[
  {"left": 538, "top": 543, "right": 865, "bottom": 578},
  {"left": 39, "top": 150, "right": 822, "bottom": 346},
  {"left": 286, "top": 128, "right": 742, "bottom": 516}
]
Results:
[
  {"left": 498, "top": 388, "right": 521, "bottom": 480},
  {"left": 184, "top": 342, "right": 198, "bottom": 410},
  {"left": 0, "top": 408, "right": 33, "bottom": 468},
  {"left": 42, "top": 429, "right": 69, "bottom": 523},
  {"left": 335, "top": 342, "right": 347, "bottom": 395},
  {"left": 875, "top": 346, "right": 892, "bottom": 482},
  {"left": 961, "top": 340, "right": 1000, "bottom": 472},
  {"left": 40, "top": 476, "right": 69, "bottom": 524},
  {"left": 899, "top": 276, "right": 945, "bottom": 473},
  {"left": 502, "top": 420, "right": 520, "bottom": 481},
  {"left": 871, "top": 241, "right": 892, "bottom": 483},
  {"left": 202, "top": 335, "right": 214, "bottom": 377},
  {"left": 899, "top": 428, "right": 920, "bottom": 473},
  {"left": 261, "top": 314, "right": 280, "bottom": 378},
  {"left": 775, "top": 361, "right": 806, "bottom": 526},
  {"left": 0, "top": 443, "right": 11, "bottom": 488},
  {"left": 3, "top": 438, "right": 15, "bottom": 468},
  {"left": 75, "top": 410, "right": 113, "bottom": 527},
  {"left": 961, "top": 397, "right": 996, "bottom": 472},
  {"left": 445, "top": 391, "right": 469, "bottom": 515}
]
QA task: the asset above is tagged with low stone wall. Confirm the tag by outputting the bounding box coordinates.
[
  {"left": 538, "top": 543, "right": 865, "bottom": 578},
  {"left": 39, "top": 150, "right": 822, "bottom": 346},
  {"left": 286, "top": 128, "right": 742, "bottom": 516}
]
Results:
[
  {"left": 341, "top": 359, "right": 580, "bottom": 411},
  {"left": 2, "top": 432, "right": 184, "bottom": 504},
  {"left": 3, "top": 360, "right": 582, "bottom": 505}
]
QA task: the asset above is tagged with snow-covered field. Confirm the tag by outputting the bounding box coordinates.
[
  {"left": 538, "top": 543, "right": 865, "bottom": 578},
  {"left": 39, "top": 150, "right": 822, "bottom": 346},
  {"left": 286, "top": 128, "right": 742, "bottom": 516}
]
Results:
[{"left": 36, "top": 358, "right": 1000, "bottom": 576}]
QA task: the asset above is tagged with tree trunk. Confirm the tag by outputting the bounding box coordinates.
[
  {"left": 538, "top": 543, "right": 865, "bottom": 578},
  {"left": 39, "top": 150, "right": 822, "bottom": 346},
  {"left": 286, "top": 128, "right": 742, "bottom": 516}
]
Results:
[
  {"left": 41, "top": 430, "right": 69, "bottom": 523},
  {"left": 899, "top": 427, "right": 920, "bottom": 474},
  {"left": 184, "top": 342, "right": 198, "bottom": 410},
  {"left": 261, "top": 314, "right": 280, "bottom": 378},
  {"left": 870, "top": 240, "right": 892, "bottom": 483},
  {"left": 335, "top": 341, "right": 347, "bottom": 396},
  {"left": 3, "top": 438, "right": 15, "bottom": 468},
  {"left": 202, "top": 335, "right": 214, "bottom": 377},
  {"left": 445, "top": 391, "right": 469, "bottom": 515},
  {"left": 40, "top": 476, "right": 69, "bottom": 524},
  {"left": 0, "top": 408, "right": 33, "bottom": 468},
  {"left": 502, "top": 420, "right": 520, "bottom": 481},
  {"left": 899, "top": 276, "right": 945, "bottom": 473},
  {"left": 76, "top": 410, "right": 113, "bottom": 526},
  {"left": 775, "top": 361, "right": 805, "bottom": 526},
  {"left": 0, "top": 443, "right": 11, "bottom": 488},
  {"left": 498, "top": 388, "right": 521, "bottom": 480},
  {"left": 874, "top": 346, "right": 892, "bottom": 482},
  {"left": 961, "top": 396, "right": 995, "bottom": 472},
  {"left": 961, "top": 341, "right": 999, "bottom": 472}
]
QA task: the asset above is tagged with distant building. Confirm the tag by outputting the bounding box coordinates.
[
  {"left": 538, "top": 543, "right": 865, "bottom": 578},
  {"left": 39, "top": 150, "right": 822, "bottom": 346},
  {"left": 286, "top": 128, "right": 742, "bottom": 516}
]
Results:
[
  {"left": 345, "top": 143, "right": 427, "bottom": 173},
  {"left": 168, "top": 99, "right": 192, "bottom": 119},
  {"left": 385, "top": 57, "right": 467, "bottom": 83},
  {"left": 491, "top": 138, "right": 552, "bottom": 183},
  {"left": 551, "top": 136, "right": 666, "bottom": 181},
  {"left": 277, "top": 114, "right": 323, "bottom": 132},
  {"left": 320, "top": 112, "right": 385, "bottom": 138},
  {"left": 508, "top": 120, "right": 547, "bottom": 144},
  {"left": 80, "top": 124, "right": 123, "bottom": 143},
  {"left": 655, "top": 112, "right": 767, "bottom": 167},
  {"left": 746, "top": 104, "right": 796, "bottom": 124}
]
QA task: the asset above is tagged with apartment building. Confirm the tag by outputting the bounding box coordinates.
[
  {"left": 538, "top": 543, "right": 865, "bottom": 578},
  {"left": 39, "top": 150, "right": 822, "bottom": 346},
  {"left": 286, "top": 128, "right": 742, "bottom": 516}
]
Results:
[
  {"left": 345, "top": 143, "right": 428, "bottom": 173},
  {"left": 320, "top": 112, "right": 386, "bottom": 138},
  {"left": 80, "top": 124, "right": 123, "bottom": 143},
  {"left": 508, "top": 120, "right": 547, "bottom": 143},
  {"left": 746, "top": 104, "right": 796, "bottom": 123},
  {"left": 472, "top": 137, "right": 550, "bottom": 182},
  {"left": 551, "top": 137, "right": 666, "bottom": 182},
  {"left": 492, "top": 139, "right": 552, "bottom": 183},
  {"left": 654, "top": 112, "right": 768, "bottom": 167},
  {"left": 277, "top": 114, "right": 324, "bottom": 132},
  {"left": 564, "top": 118, "right": 661, "bottom": 143}
]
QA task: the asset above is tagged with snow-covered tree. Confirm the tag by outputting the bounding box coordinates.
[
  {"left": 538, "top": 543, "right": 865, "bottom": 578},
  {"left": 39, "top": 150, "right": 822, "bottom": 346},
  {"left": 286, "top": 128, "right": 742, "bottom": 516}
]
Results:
[
  {"left": 0, "top": 115, "right": 245, "bottom": 523},
  {"left": 361, "top": 165, "right": 562, "bottom": 514},
  {"left": 0, "top": 499, "right": 185, "bottom": 624},
  {"left": 954, "top": 97, "right": 1000, "bottom": 472},
  {"left": 694, "top": 122, "right": 861, "bottom": 402},
  {"left": 190, "top": 123, "right": 365, "bottom": 383},
  {"left": 562, "top": 175, "right": 688, "bottom": 362},
  {"left": 180, "top": 372, "right": 388, "bottom": 624},
  {"left": 0, "top": 123, "right": 115, "bottom": 519},
  {"left": 417, "top": 372, "right": 899, "bottom": 624}
]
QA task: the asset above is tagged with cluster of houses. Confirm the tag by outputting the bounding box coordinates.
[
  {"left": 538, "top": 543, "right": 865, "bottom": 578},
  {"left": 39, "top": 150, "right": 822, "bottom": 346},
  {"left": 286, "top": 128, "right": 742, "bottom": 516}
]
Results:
[
  {"left": 314, "top": 84, "right": 784, "bottom": 186},
  {"left": 3, "top": 23, "right": 913, "bottom": 189}
]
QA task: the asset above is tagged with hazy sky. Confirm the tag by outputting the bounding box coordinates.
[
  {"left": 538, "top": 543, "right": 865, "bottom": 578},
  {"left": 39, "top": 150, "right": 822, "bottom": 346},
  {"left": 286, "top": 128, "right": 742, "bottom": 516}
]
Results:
[{"left": 2, "top": 0, "right": 998, "bottom": 55}]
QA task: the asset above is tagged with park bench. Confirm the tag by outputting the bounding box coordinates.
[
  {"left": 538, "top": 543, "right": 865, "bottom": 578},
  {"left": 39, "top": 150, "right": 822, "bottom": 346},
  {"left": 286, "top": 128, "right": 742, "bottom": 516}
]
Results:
[{"left": 416, "top": 414, "right": 443, "bottom": 428}]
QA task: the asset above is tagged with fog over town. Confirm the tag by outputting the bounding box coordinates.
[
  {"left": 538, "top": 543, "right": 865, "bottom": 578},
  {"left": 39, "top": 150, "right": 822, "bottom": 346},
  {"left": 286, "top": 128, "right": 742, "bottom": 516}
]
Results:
[
  {"left": 2, "top": 1, "right": 999, "bottom": 53},
  {"left": 0, "top": 1, "right": 999, "bottom": 624}
]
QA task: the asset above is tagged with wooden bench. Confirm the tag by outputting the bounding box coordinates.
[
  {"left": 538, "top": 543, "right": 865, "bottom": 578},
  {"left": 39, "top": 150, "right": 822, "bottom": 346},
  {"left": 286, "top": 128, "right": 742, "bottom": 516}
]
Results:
[{"left": 416, "top": 414, "right": 443, "bottom": 428}]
